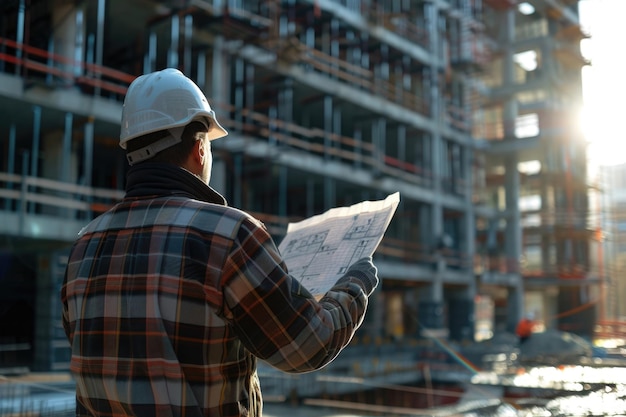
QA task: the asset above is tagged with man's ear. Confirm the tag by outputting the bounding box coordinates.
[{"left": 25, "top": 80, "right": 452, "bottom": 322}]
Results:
[
  {"left": 182, "top": 139, "right": 204, "bottom": 175},
  {"left": 193, "top": 139, "right": 204, "bottom": 164}
]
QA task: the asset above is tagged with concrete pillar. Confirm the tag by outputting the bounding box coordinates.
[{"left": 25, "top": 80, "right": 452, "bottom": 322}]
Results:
[
  {"left": 323, "top": 95, "right": 333, "bottom": 161},
  {"left": 306, "top": 178, "right": 315, "bottom": 218},
  {"left": 211, "top": 36, "right": 231, "bottom": 117},
  {"left": 4, "top": 125, "right": 16, "bottom": 210},
  {"left": 449, "top": 296, "right": 475, "bottom": 342},
  {"left": 245, "top": 63, "right": 255, "bottom": 128},
  {"left": 33, "top": 250, "right": 71, "bottom": 371},
  {"left": 183, "top": 15, "right": 193, "bottom": 74},
  {"left": 507, "top": 280, "right": 524, "bottom": 333},
  {"left": 15, "top": 0, "right": 25, "bottom": 75},
  {"left": 323, "top": 177, "right": 335, "bottom": 211},
  {"left": 504, "top": 156, "right": 521, "bottom": 256},
  {"left": 501, "top": 8, "right": 524, "bottom": 330},
  {"left": 168, "top": 14, "right": 180, "bottom": 69},
  {"left": 30, "top": 106, "right": 41, "bottom": 180},
  {"left": 144, "top": 31, "right": 157, "bottom": 74},
  {"left": 464, "top": 148, "right": 476, "bottom": 260},
  {"left": 429, "top": 132, "right": 444, "bottom": 310},
  {"left": 366, "top": 289, "right": 383, "bottom": 340},
  {"left": 41, "top": 126, "right": 78, "bottom": 217},
  {"left": 279, "top": 166, "right": 288, "bottom": 218},
  {"left": 52, "top": 0, "right": 85, "bottom": 84},
  {"left": 425, "top": 0, "right": 446, "bottom": 313},
  {"left": 233, "top": 154, "right": 243, "bottom": 208},
  {"left": 234, "top": 58, "right": 245, "bottom": 131}
]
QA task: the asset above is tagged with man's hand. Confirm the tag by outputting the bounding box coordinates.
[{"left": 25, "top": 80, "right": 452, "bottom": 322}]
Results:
[{"left": 344, "top": 257, "right": 379, "bottom": 295}]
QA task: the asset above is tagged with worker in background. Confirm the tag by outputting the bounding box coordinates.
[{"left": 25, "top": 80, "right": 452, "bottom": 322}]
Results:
[
  {"left": 516, "top": 312, "right": 536, "bottom": 344},
  {"left": 61, "top": 68, "right": 379, "bottom": 417}
]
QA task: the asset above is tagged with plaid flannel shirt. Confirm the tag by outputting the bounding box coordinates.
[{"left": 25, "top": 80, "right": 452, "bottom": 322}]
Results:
[{"left": 61, "top": 165, "right": 373, "bottom": 417}]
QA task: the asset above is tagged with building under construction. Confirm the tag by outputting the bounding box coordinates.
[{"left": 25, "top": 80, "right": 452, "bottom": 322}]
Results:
[{"left": 0, "top": 0, "right": 598, "bottom": 391}]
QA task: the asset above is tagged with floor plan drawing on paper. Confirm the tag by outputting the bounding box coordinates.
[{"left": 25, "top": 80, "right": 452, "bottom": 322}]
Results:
[{"left": 278, "top": 193, "right": 400, "bottom": 297}]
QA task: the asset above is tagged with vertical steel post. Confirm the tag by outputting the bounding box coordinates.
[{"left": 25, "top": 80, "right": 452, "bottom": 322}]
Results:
[
  {"left": 306, "top": 179, "right": 314, "bottom": 218},
  {"left": 96, "top": 0, "right": 106, "bottom": 65},
  {"left": 184, "top": 15, "right": 193, "bottom": 74},
  {"left": 31, "top": 106, "right": 41, "bottom": 178},
  {"left": 279, "top": 166, "right": 287, "bottom": 218},
  {"left": 245, "top": 63, "right": 255, "bottom": 127},
  {"left": 169, "top": 14, "right": 180, "bottom": 69},
  {"left": 62, "top": 113, "right": 73, "bottom": 183},
  {"left": 398, "top": 124, "right": 406, "bottom": 164},
  {"left": 86, "top": 34, "right": 95, "bottom": 73},
  {"left": 29, "top": 106, "right": 41, "bottom": 214},
  {"left": 95, "top": 0, "right": 106, "bottom": 95},
  {"left": 323, "top": 95, "right": 332, "bottom": 160},
  {"left": 323, "top": 177, "right": 335, "bottom": 211},
  {"left": 196, "top": 51, "right": 206, "bottom": 88},
  {"left": 84, "top": 117, "right": 94, "bottom": 219},
  {"left": 234, "top": 58, "right": 244, "bottom": 131},
  {"left": 5, "top": 125, "right": 16, "bottom": 210},
  {"left": 74, "top": 9, "right": 84, "bottom": 78},
  {"left": 7, "top": 124, "right": 16, "bottom": 176},
  {"left": 20, "top": 150, "right": 29, "bottom": 229},
  {"left": 144, "top": 32, "right": 157, "bottom": 74},
  {"left": 83, "top": 118, "right": 94, "bottom": 187},
  {"left": 354, "top": 127, "right": 362, "bottom": 169},
  {"left": 15, "top": 0, "right": 25, "bottom": 75},
  {"left": 46, "top": 38, "right": 55, "bottom": 85},
  {"left": 233, "top": 154, "right": 242, "bottom": 208}
]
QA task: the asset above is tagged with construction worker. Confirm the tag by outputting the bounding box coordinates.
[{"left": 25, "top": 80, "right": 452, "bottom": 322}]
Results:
[
  {"left": 516, "top": 313, "right": 536, "bottom": 344},
  {"left": 61, "top": 68, "right": 379, "bottom": 417}
]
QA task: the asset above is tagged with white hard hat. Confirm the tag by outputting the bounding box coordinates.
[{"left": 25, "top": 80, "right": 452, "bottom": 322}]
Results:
[{"left": 120, "top": 68, "right": 228, "bottom": 150}]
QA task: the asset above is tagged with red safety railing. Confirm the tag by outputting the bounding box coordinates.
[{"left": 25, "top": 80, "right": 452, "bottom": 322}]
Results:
[{"left": 0, "top": 36, "right": 136, "bottom": 97}]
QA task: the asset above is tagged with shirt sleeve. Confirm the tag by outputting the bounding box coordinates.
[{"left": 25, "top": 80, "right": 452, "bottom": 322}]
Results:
[{"left": 219, "top": 215, "right": 371, "bottom": 373}]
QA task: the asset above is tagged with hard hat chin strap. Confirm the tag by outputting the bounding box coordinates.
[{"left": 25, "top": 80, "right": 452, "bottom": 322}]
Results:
[{"left": 126, "top": 126, "right": 186, "bottom": 165}]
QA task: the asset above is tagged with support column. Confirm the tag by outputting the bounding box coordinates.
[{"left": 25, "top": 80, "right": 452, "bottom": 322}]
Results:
[
  {"left": 306, "top": 178, "right": 315, "bottom": 218},
  {"left": 505, "top": 154, "right": 523, "bottom": 330},
  {"left": 501, "top": 7, "right": 524, "bottom": 331},
  {"left": 33, "top": 250, "right": 71, "bottom": 371},
  {"left": 168, "top": 14, "right": 180, "bottom": 69},
  {"left": 210, "top": 35, "right": 231, "bottom": 122},
  {"left": 372, "top": 117, "right": 386, "bottom": 177},
  {"left": 5, "top": 125, "right": 16, "bottom": 210},
  {"left": 245, "top": 62, "right": 255, "bottom": 128},
  {"left": 42, "top": 113, "right": 78, "bottom": 217},
  {"left": 233, "top": 154, "right": 243, "bottom": 209},
  {"left": 234, "top": 58, "right": 245, "bottom": 132},
  {"left": 427, "top": 130, "right": 445, "bottom": 320},
  {"left": 144, "top": 32, "right": 157, "bottom": 74},
  {"left": 323, "top": 177, "right": 335, "bottom": 211},
  {"left": 52, "top": 0, "right": 85, "bottom": 83},
  {"left": 323, "top": 95, "right": 333, "bottom": 161},
  {"left": 83, "top": 118, "right": 94, "bottom": 219},
  {"left": 15, "top": 0, "right": 25, "bottom": 75},
  {"left": 183, "top": 15, "right": 193, "bottom": 74},
  {"left": 28, "top": 106, "right": 41, "bottom": 215},
  {"left": 279, "top": 166, "right": 288, "bottom": 218}
]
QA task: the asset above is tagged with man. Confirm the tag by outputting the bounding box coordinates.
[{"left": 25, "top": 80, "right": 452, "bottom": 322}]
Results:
[
  {"left": 61, "top": 68, "right": 379, "bottom": 417},
  {"left": 516, "top": 313, "right": 536, "bottom": 344}
]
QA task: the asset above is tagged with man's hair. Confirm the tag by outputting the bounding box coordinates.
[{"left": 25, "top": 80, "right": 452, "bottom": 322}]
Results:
[{"left": 125, "top": 121, "right": 208, "bottom": 165}]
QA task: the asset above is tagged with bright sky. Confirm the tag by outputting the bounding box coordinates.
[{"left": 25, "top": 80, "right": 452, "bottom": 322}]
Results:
[{"left": 579, "top": 0, "right": 626, "bottom": 167}]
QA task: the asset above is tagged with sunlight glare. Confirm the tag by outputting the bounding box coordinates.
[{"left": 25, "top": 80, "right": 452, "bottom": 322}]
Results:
[{"left": 580, "top": 0, "right": 626, "bottom": 167}]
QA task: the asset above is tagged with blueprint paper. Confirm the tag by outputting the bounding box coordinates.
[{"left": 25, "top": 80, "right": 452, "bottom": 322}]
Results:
[{"left": 278, "top": 192, "right": 400, "bottom": 297}]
